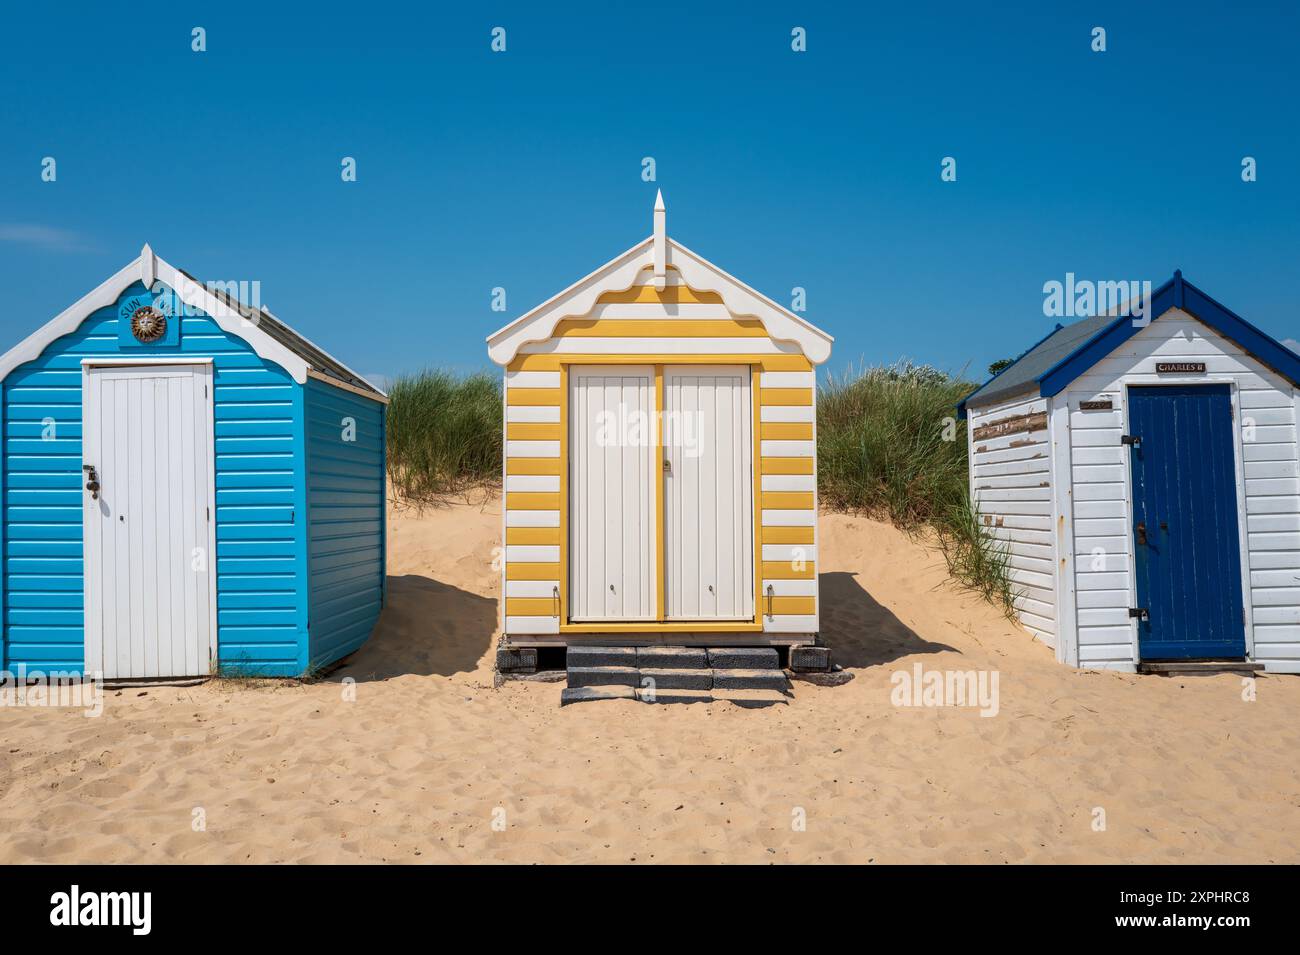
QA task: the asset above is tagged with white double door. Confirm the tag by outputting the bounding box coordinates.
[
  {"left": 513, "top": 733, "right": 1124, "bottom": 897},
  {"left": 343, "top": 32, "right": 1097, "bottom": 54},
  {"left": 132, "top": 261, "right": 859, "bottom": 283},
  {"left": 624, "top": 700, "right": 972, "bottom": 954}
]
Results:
[
  {"left": 568, "top": 365, "right": 754, "bottom": 622},
  {"left": 83, "top": 364, "right": 216, "bottom": 679}
]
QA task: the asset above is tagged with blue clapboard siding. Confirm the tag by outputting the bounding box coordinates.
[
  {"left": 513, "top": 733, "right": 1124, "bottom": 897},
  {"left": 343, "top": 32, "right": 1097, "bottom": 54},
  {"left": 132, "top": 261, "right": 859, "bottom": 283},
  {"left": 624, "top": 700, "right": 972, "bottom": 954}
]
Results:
[
  {"left": 304, "top": 378, "right": 385, "bottom": 669},
  {"left": 1, "top": 281, "right": 308, "bottom": 676}
]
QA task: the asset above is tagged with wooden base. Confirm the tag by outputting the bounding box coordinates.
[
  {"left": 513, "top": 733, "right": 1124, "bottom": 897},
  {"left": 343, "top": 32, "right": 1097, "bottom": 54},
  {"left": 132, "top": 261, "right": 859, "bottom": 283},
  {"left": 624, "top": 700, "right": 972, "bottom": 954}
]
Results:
[
  {"left": 1138, "top": 660, "right": 1261, "bottom": 676},
  {"left": 503, "top": 632, "right": 815, "bottom": 649}
]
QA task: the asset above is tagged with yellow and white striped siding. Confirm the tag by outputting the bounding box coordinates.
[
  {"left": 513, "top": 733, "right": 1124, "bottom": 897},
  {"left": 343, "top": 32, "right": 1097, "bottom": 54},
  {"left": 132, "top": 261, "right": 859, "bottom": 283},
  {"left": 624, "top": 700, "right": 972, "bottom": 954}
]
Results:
[
  {"left": 757, "top": 368, "right": 818, "bottom": 633},
  {"left": 504, "top": 368, "right": 564, "bottom": 634},
  {"left": 502, "top": 267, "right": 819, "bottom": 637}
]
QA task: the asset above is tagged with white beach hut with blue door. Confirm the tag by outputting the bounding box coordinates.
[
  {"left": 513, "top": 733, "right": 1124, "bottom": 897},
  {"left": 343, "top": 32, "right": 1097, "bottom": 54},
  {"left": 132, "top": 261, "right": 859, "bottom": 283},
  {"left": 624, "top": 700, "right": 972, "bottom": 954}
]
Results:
[
  {"left": 0, "top": 247, "right": 387, "bottom": 680},
  {"left": 959, "top": 272, "right": 1300, "bottom": 673}
]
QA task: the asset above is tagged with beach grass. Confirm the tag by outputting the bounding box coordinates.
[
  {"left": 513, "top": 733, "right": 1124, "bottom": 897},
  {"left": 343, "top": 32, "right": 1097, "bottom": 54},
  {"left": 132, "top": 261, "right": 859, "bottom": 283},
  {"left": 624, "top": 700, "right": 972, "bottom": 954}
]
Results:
[
  {"left": 385, "top": 369, "right": 503, "bottom": 500},
  {"left": 816, "top": 360, "right": 1017, "bottom": 614}
]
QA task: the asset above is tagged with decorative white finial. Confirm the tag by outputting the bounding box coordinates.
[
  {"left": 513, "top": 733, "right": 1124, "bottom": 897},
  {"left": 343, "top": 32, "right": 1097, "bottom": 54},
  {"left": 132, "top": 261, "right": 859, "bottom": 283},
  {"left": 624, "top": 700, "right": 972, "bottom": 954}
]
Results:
[
  {"left": 653, "top": 190, "right": 667, "bottom": 291},
  {"left": 140, "top": 243, "right": 156, "bottom": 288}
]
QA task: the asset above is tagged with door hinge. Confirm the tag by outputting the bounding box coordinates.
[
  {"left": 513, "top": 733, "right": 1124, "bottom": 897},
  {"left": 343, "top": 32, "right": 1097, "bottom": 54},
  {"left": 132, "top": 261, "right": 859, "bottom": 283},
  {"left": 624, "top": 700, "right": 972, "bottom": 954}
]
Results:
[
  {"left": 206, "top": 506, "right": 210, "bottom": 521},
  {"left": 1128, "top": 607, "right": 1149, "bottom": 621},
  {"left": 1121, "top": 434, "right": 1141, "bottom": 447}
]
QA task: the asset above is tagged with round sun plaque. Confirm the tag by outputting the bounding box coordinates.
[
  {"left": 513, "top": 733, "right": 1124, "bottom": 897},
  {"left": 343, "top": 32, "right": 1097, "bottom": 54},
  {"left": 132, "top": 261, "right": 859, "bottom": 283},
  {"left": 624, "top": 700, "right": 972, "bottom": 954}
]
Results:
[{"left": 130, "top": 306, "right": 167, "bottom": 343}]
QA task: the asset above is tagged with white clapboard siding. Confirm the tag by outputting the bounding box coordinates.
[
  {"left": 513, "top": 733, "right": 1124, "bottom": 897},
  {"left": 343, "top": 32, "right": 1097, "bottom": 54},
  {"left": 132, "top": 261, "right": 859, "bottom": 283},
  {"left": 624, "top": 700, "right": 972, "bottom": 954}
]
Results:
[
  {"left": 506, "top": 580, "right": 561, "bottom": 598},
  {"left": 1065, "top": 310, "right": 1300, "bottom": 670},
  {"left": 505, "top": 475, "right": 560, "bottom": 492},
  {"left": 760, "top": 405, "right": 814, "bottom": 422},
  {"left": 969, "top": 393, "right": 1056, "bottom": 643},
  {"left": 505, "top": 616, "right": 559, "bottom": 634},
  {"left": 505, "top": 370, "right": 562, "bottom": 389},
  {"left": 505, "top": 509, "right": 560, "bottom": 527},
  {"left": 763, "top": 614, "right": 819, "bottom": 633},
  {"left": 507, "top": 405, "right": 561, "bottom": 423},
  {"left": 507, "top": 440, "right": 561, "bottom": 458},
  {"left": 761, "top": 474, "right": 815, "bottom": 491}
]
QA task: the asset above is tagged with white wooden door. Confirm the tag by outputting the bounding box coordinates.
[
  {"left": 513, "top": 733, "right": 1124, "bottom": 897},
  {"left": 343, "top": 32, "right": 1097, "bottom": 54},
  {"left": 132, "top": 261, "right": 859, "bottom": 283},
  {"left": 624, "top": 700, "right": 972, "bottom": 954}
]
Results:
[
  {"left": 664, "top": 366, "right": 754, "bottom": 620},
  {"left": 84, "top": 364, "right": 216, "bottom": 678},
  {"left": 568, "top": 366, "right": 655, "bottom": 621}
]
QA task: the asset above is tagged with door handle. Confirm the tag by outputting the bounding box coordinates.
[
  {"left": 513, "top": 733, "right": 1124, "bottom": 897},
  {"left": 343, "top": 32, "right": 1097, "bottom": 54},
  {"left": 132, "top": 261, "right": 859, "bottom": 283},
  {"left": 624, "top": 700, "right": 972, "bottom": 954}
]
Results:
[
  {"left": 1136, "top": 521, "right": 1147, "bottom": 546},
  {"left": 662, "top": 457, "right": 671, "bottom": 475},
  {"left": 83, "top": 464, "right": 100, "bottom": 500}
]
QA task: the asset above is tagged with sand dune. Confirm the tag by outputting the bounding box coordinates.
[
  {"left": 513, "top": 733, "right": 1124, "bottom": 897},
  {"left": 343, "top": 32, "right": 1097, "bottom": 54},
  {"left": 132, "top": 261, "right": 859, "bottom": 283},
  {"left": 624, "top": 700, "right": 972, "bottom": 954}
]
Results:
[{"left": 2, "top": 490, "right": 1297, "bottom": 864}]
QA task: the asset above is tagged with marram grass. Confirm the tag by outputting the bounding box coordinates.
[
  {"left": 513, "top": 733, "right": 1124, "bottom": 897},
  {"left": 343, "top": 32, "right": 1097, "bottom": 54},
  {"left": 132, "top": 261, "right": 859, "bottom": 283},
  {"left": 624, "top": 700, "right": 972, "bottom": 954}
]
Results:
[
  {"left": 385, "top": 369, "right": 503, "bottom": 500},
  {"left": 817, "top": 360, "right": 1018, "bottom": 615}
]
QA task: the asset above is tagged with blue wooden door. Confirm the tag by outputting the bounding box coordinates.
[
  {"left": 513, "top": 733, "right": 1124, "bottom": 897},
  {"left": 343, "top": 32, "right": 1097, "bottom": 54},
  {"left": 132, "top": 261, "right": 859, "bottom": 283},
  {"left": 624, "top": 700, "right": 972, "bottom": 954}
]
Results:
[{"left": 1127, "top": 385, "right": 1246, "bottom": 659}]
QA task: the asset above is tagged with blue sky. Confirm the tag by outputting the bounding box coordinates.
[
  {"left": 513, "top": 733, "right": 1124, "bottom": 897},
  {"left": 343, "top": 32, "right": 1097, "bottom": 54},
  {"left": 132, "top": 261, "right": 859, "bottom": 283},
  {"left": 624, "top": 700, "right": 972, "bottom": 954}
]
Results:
[{"left": 1, "top": 1, "right": 1296, "bottom": 385}]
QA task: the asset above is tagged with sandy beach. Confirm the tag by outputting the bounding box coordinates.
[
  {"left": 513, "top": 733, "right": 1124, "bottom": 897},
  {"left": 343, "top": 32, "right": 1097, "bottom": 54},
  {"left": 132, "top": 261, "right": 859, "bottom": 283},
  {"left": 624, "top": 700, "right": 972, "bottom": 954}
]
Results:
[{"left": 2, "top": 491, "right": 1297, "bottom": 864}]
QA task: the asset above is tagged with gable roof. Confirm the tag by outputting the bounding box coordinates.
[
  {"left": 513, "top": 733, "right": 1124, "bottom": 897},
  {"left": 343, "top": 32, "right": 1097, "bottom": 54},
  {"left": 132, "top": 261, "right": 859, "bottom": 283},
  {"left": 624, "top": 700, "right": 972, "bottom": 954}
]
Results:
[
  {"left": 0, "top": 246, "right": 387, "bottom": 402},
  {"left": 958, "top": 272, "right": 1300, "bottom": 416},
  {"left": 486, "top": 195, "right": 834, "bottom": 366}
]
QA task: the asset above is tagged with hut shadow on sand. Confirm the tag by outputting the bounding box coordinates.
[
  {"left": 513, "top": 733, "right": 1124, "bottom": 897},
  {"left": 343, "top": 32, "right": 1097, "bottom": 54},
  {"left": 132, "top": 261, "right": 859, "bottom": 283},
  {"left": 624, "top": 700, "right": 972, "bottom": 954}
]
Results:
[
  {"left": 325, "top": 569, "right": 955, "bottom": 683},
  {"left": 817, "top": 571, "right": 958, "bottom": 668},
  {"left": 329, "top": 574, "right": 498, "bottom": 683}
]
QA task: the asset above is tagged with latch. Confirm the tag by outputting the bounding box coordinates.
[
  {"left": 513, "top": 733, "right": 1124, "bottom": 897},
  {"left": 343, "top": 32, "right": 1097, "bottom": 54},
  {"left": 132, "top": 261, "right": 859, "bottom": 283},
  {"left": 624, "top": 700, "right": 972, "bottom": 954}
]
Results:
[
  {"left": 1128, "top": 607, "right": 1150, "bottom": 621},
  {"left": 82, "top": 464, "right": 100, "bottom": 500},
  {"left": 1121, "top": 434, "right": 1141, "bottom": 447},
  {"left": 1135, "top": 521, "right": 1147, "bottom": 546},
  {"left": 765, "top": 583, "right": 775, "bottom": 620}
]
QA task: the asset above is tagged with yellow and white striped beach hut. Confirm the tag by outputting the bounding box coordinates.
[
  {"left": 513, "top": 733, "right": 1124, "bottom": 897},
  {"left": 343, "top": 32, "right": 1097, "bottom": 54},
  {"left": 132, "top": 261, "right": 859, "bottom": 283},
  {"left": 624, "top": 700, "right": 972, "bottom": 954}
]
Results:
[{"left": 487, "top": 193, "right": 833, "bottom": 650}]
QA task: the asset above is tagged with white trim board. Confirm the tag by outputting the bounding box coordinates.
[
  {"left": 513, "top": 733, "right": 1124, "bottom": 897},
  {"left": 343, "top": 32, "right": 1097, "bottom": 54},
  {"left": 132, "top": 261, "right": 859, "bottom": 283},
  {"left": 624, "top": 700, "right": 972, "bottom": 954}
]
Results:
[
  {"left": 485, "top": 202, "right": 834, "bottom": 366},
  {"left": 0, "top": 246, "right": 383, "bottom": 397}
]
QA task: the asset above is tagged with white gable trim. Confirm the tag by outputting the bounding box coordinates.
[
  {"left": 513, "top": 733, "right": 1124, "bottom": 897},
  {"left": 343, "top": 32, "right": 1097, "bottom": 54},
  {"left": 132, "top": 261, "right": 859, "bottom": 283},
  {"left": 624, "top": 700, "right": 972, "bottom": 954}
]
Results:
[
  {"left": 0, "top": 249, "right": 312, "bottom": 385},
  {"left": 486, "top": 237, "right": 834, "bottom": 366}
]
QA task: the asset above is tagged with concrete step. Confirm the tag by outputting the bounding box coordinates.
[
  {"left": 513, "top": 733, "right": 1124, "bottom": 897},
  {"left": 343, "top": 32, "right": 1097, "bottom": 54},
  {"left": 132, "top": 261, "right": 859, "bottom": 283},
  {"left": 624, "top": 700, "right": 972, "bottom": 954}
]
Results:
[
  {"left": 636, "top": 646, "right": 707, "bottom": 669},
  {"left": 637, "top": 687, "right": 713, "bottom": 704},
  {"left": 567, "top": 665, "right": 639, "bottom": 688},
  {"left": 707, "top": 647, "right": 780, "bottom": 670},
  {"left": 562, "top": 647, "right": 795, "bottom": 701},
  {"left": 567, "top": 646, "right": 638, "bottom": 668},
  {"left": 712, "top": 668, "right": 789, "bottom": 691},
  {"left": 561, "top": 686, "right": 636, "bottom": 706},
  {"left": 638, "top": 667, "right": 712, "bottom": 690}
]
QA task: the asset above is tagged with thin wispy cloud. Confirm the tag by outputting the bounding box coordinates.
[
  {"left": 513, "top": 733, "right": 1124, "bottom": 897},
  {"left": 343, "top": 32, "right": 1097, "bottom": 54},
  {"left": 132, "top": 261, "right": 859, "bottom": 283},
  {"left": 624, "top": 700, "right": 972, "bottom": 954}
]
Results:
[
  {"left": 1283, "top": 339, "right": 1300, "bottom": 355},
  {"left": 0, "top": 224, "right": 95, "bottom": 252}
]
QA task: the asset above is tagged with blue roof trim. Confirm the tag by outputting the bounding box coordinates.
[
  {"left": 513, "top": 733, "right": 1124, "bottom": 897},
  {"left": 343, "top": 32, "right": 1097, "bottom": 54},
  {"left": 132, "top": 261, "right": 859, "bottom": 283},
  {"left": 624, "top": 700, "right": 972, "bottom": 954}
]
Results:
[
  {"left": 1035, "top": 276, "right": 1176, "bottom": 397},
  {"left": 1039, "top": 272, "right": 1300, "bottom": 398},
  {"left": 956, "top": 322, "right": 1063, "bottom": 418}
]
